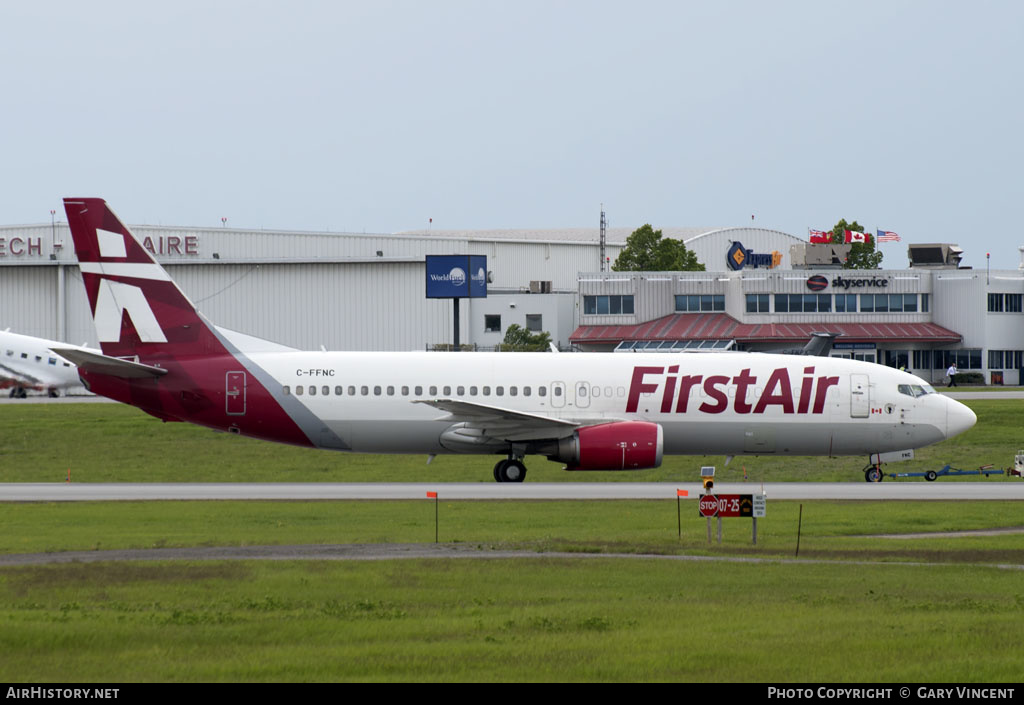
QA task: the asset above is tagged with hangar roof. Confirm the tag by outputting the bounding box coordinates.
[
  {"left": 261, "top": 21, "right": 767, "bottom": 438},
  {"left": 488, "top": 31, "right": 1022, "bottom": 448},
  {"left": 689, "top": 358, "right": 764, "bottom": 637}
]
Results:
[{"left": 570, "top": 313, "right": 963, "bottom": 346}]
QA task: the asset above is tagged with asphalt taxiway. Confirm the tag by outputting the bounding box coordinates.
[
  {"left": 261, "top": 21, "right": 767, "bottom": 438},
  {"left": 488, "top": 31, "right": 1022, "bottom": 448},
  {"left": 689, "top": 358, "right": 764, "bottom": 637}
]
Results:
[{"left": 3, "top": 481, "right": 1023, "bottom": 502}]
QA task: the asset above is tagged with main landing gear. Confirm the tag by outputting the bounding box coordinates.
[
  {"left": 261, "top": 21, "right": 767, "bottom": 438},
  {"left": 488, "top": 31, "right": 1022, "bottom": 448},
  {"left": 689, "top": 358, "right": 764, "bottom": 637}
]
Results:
[{"left": 493, "top": 456, "right": 527, "bottom": 483}]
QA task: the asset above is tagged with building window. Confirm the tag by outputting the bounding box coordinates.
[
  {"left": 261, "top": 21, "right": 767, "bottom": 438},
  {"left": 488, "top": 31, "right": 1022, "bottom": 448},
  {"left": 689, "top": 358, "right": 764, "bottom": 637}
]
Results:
[
  {"left": 934, "top": 349, "right": 983, "bottom": 370},
  {"left": 989, "top": 293, "right": 1023, "bottom": 313},
  {"left": 834, "top": 294, "right": 857, "bottom": 313},
  {"left": 775, "top": 294, "right": 830, "bottom": 313},
  {"left": 921, "top": 294, "right": 930, "bottom": 312},
  {"left": 485, "top": 315, "right": 501, "bottom": 332},
  {"left": 584, "top": 295, "right": 635, "bottom": 315},
  {"left": 745, "top": 294, "right": 769, "bottom": 313},
  {"left": 675, "top": 294, "right": 724, "bottom": 312},
  {"left": 526, "top": 314, "right": 542, "bottom": 332},
  {"left": 989, "top": 350, "right": 1024, "bottom": 369}
]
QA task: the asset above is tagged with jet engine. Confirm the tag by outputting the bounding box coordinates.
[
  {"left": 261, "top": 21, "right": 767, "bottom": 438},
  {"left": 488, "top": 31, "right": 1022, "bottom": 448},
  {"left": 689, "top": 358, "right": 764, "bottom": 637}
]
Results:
[{"left": 551, "top": 421, "right": 663, "bottom": 471}]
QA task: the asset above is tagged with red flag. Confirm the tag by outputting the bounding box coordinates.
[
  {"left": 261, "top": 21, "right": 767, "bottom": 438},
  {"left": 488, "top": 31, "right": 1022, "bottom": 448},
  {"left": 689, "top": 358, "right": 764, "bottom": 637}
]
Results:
[
  {"left": 809, "top": 229, "right": 831, "bottom": 244},
  {"left": 677, "top": 489, "right": 689, "bottom": 497},
  {"left": 426, "top": 491, "right": 437, "bottom": 498}
]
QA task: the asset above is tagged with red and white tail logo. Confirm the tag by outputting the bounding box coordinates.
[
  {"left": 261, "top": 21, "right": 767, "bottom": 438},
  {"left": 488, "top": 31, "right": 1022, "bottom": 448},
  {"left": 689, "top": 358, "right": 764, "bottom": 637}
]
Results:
[{"left": 63, "top": 198, "right": 210, "bottom": 360}]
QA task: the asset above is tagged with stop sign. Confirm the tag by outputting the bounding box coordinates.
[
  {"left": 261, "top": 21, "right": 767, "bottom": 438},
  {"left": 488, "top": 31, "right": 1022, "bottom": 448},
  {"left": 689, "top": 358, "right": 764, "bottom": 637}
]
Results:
[{"left": 699, "top": 494, "right": 719, "bottom": 517}]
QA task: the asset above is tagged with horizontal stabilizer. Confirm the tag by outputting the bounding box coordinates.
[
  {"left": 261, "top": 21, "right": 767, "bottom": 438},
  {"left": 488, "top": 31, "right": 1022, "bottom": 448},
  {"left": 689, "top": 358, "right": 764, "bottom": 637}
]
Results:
[{"left": 49, "top": 347, "right": 168, "bottom": 379}]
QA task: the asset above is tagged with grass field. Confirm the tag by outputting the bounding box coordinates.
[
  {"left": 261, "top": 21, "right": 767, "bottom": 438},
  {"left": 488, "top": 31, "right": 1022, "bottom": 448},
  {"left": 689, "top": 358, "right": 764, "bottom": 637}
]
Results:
[
  {"left": 2, "top": 399, "right": 1023, "bottom": 681},
  {"left": 0, "top": 398, "right": 1018, "bottom": 483}
]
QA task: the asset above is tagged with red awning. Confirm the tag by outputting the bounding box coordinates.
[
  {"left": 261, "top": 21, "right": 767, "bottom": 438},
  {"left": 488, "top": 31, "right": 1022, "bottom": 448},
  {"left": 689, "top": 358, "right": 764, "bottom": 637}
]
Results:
[{"left": 570, "top": 313, "right": 962, "bottom": 345}]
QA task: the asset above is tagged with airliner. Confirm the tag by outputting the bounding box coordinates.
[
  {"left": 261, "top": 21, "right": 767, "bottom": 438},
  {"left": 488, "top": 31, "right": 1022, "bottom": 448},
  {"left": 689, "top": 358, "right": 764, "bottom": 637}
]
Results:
[
  {"left": 0, "top": 329, "right": 85, "bottom": 397},
  {"left": 54, "top": 198, "right": 976, "bottom": 482}
]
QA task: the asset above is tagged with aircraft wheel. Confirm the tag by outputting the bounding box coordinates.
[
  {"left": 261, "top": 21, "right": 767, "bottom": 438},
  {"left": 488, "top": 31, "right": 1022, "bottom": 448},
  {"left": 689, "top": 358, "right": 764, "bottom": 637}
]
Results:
[
  {"left": 48, "top": 388, "right": 60, "bottom": 398},
  {"left": 865, "top": 466, "right": 883, "bottom": 483},
  {"left": 493, "top": 459, "right": 527, "bottom": 483},
  {"left": 925, "top": 470, "right": 938, "bottom": 482},
  {"left": 17, "top": 388, "right": 27, "bottom": 399}
]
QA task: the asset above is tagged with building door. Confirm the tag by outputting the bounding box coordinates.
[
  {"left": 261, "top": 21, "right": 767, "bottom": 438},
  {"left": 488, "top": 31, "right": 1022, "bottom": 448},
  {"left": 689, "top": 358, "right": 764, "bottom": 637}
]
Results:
[
  {"left": 226, "top": 371, "right": 246, "bottom": 415},
  {"left": 850, "top": 373, "right": 869, "bottom": 418}
]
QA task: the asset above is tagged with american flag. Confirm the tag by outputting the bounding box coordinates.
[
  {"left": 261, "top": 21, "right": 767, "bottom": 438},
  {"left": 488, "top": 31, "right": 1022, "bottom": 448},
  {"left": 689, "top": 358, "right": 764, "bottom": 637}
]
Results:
[{"left": 876, "top": 229, "right": 901, "bottom": 242}]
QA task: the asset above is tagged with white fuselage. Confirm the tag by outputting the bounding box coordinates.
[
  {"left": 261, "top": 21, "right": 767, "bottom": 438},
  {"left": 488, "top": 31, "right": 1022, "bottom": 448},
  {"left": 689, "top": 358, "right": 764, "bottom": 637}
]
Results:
[
  {"left": 245, "top": 350, "right": 973, "bottom": 457},
  {"left": 0, "top": 330, "right": 84, "bottom": 396}
]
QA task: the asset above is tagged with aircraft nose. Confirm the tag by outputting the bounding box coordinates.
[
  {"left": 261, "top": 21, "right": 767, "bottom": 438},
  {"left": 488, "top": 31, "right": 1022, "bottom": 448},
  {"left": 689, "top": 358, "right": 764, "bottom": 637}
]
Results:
[{"left": 945, "top": 397, "right": 977, "bottom": 439}]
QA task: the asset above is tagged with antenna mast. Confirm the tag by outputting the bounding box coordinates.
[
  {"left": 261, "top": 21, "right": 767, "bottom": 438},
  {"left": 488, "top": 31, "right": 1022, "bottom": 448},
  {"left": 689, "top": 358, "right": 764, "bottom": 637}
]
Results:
[{"left": 599, "top": 204, "right": 607, "bottom": 272}]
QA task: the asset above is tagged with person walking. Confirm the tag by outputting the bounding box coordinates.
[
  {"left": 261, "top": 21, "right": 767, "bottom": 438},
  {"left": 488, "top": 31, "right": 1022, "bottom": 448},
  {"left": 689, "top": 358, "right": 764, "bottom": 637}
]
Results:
[{"left": 947, "top": 363, "right": 958, "bottom": 387}]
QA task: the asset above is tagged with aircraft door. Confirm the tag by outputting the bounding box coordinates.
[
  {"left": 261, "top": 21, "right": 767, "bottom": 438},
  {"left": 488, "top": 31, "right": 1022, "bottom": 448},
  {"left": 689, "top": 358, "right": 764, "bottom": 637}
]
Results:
[
  {"left": 551, "top": 381, "right": 566, "bottom": 408},
  {"left": 850, "top": 373, "right": 869, "bottom": 418},
  {"left": 226, "top": 371, "right": 246, "bottom": 416},
  {"left": 575, "top": 381, "right": 590, "bottom": 408}
]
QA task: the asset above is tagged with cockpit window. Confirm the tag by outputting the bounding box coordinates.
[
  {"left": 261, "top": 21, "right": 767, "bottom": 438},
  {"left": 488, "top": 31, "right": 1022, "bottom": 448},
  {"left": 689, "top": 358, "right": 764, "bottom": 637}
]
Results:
[{"left": 898, "top": 384, "right": 934, "bottom": 398}]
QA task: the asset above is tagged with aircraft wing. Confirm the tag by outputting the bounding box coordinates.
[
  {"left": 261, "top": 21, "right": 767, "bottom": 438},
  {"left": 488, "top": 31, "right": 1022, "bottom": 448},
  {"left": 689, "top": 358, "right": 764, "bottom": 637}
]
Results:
[
  {"left": 49, "top": 347, "right": 168, "bottom": 379},
  {"left": 414, "top": 398, "right": 587, "bottom": 442},
  {"left": 0, "top": 363, "right": 43, "bottom": 390}
]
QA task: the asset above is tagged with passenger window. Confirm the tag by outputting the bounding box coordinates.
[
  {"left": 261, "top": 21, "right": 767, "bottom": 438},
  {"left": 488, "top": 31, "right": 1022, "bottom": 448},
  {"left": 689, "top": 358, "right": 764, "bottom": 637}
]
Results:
[
  {"left": 415, "top": 386, "right": 423, "bottom": 395},
  {"left": 387, "top": 386, "right": 395, "bottom": 395},
  {"left": 348, "top": 386, "right": 356, "bottom": 395},
  {"left": 539, "top": 386, "right": 546, "bottom": 397},
  {"left": 374, "top": 386, "right": 382, "bottom": 396},
  {"left": 335, "top": 386, "right": 343, "bottom": 395},
  {"left": 322, "top": 386, "right": 329, "bottom": 396},
  {"left": 457, "top": 386, "right": 465, "bottom": 395},
  {"left": 523, "top": 386, "right": 531, "bottom": 396},
  {"left": 470, "top": 386, "right": 478, "bottom": 395},
  {"left": 429, "top": 386, "right": 438, "bottom": 395},
  {"left": 483, "top": 386, "right": 491, "bottom": 396},
  {"left": 496, "top": 386, "right": 504, "bottom": 396},
  {"left": 296, "top": 386, "right": 304, "bottom": 396},
  {"left": 361, "top": 386, "right": 369, "bottom": 396},
  {"left": 443, "top": 386, "right": 451, "bottom": 395},
  {"left": 554, "top": 387, "right": 561, "bottom": 397},
  {"left": 308, "top": 386, "right": 316, "bottom": 396},
  {"left": 592, "top": 387, "right": 600, "bottom": 398},
  {"left": 402, "top": 386, "right": 409, "bottom": 395},
  {"left": 579, "top": 386, "right": 587, "bottom": 397},
  {"left": 510, "top": 386, "right": 517, "bottom": 396},
  {"left": 283, "top": 386, "right": 291, "bottom": 395}
]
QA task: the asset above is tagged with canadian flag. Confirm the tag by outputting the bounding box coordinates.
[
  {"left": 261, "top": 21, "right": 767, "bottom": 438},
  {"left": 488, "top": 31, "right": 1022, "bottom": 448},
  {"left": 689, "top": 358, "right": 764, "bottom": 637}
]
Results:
[{"left": 844, "top": 229, "right": 871, "bottom": 244}]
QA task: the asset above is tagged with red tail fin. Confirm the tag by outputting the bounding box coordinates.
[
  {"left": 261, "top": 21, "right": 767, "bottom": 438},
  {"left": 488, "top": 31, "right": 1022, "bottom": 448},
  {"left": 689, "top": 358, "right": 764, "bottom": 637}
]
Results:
[{"left": 63, "top": 198, "right": 216, "bottom": 360}]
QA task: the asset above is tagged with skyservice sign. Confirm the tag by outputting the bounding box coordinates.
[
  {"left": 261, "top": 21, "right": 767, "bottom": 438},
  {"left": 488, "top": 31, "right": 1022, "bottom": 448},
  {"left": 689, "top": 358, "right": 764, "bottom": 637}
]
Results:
[{"left": 425, "top": 255, "right": 488, "bottom": 298}]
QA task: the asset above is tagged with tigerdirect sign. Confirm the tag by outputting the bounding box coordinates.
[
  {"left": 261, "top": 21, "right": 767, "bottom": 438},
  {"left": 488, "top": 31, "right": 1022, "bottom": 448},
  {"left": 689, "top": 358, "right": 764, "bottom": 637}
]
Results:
[
  {"left": 726, "top": 241, "right": 782, "bottom": 271},
  {"left": 425, "top": 255, "right": 487, "bottom": 298}
]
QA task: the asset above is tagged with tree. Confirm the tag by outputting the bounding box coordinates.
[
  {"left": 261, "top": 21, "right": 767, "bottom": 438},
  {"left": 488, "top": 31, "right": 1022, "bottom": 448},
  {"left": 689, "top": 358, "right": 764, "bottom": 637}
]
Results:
[
  {"left": 829, "top": 219, "right": 883, "bottom": 270},
  {"left": 500, "top": 324, "right": 552, "bottom": 352},
  {"left": 612, "top": 224, "right": 705, "bottom": 272}
]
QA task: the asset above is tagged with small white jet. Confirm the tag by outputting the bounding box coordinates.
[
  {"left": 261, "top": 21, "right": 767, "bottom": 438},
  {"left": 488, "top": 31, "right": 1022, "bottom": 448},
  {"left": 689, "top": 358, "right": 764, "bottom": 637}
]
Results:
[
  {"left": 55, "top": 198, "right": 976, "bottom": 482},
  {"left": 0, "top": 329, "right": 85, "bottom": 398}
]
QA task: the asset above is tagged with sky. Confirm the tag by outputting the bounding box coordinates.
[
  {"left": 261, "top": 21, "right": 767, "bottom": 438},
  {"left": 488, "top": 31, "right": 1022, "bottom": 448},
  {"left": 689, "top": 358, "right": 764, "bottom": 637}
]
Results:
[{"left": 2, "top": 0, "right": 1021, "bottom": 268}]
